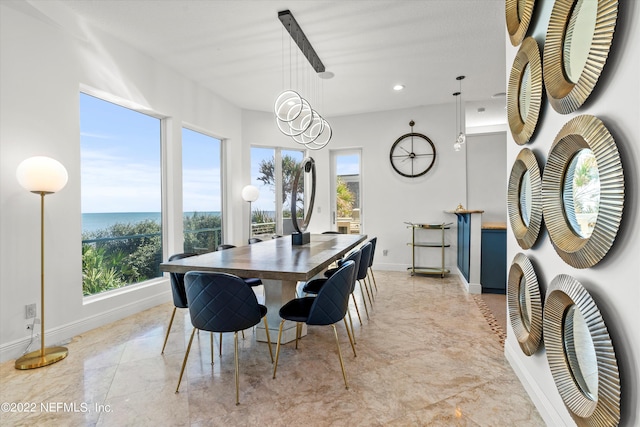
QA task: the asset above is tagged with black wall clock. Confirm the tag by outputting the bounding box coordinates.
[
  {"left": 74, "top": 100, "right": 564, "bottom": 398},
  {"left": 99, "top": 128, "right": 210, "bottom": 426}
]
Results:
[{"left": 389, "top": 120, "right": 436, "bottom": 178}]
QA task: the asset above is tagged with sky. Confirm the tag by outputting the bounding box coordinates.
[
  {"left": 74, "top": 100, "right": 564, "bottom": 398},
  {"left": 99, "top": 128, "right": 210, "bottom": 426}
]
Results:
[
  {"left": 80, "top": 92, "right": 359, "bottom": 214},
  {"left": 80, "top": 93, "right": 221, "bottom": 213}
]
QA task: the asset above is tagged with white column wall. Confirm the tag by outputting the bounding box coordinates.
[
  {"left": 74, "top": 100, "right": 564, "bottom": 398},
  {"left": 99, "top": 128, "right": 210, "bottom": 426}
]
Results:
[{"left": 504, "top": 2, "right": 640, "bottom": 425}]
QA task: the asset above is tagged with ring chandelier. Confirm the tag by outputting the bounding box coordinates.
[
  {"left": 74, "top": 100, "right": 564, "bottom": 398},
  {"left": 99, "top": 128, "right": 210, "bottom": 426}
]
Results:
[{"left": 275, "top": 10, "right": 332, "bottom": 150}]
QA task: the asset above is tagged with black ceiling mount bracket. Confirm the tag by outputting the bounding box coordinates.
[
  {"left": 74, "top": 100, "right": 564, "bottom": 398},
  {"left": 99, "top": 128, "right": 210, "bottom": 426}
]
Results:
[{"left": 278, "top": 10, "right": 326, "bottom": 73}]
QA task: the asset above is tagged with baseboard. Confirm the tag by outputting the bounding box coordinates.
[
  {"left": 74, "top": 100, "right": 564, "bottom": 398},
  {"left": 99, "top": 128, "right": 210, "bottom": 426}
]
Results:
[
  {"left": 0, "top": 290, "right": 171, "bottom": 363},
  {"left": 504, "top": 340, "right": 568, "bottom": 426},
  {"left": 454, "top": 268, "right": 482, "bottom": 294}
]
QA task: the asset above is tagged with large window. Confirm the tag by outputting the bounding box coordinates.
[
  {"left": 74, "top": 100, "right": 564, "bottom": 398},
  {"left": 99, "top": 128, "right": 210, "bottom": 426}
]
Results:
[
  {"left": 331, "top": 150, "right": 361, "bottom": 234},
  {"left": 250, "top": 147, "right": 304, "bottom": 236},
  {"left": 182, "top": 128, "right": 222, "bottom": 252},
  {"left": 80, "top": 92, "right": 163, "bottom": 296}
]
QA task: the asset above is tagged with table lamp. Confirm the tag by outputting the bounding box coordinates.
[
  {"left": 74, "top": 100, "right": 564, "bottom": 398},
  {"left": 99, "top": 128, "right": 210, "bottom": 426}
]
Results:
[{"left": 15, "top": 156, "right": 69, "bottom": 369}]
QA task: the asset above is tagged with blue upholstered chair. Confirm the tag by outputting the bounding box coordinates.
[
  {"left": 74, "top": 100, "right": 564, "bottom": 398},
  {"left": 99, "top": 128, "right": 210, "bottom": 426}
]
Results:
[
  {"left": 367, "top": 237, "right": 378, "bottom": 294},
  {"left": 161, "top": 252, "right": 198, "bottom": 355},
  {"left": 299, "top": 248, "right": 363, "bottom": 338},
  {"left": 176, "top": 272, "right": 274, "bottom": 405},
  {"left": 217, "top": 244, "right": 262, "bottom": 287},
  {"left": 273, "top": 261, "right": 356, "bottom": 389},
  {"left": 356, "top": 242, "right": 374, "bottom": 317}
]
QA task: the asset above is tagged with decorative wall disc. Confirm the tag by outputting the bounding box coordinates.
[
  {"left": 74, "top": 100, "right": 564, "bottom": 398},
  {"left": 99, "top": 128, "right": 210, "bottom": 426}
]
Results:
[
  {"left": 544, "top": 274, "right": 620, "bottom": 426},
  {"left": 543, "top": 0, "right": 618, "bottom": 114},
  {"left": 508, "top": 148, "right": 542, "bottom": 249},
  {"left": 542, "top": 115, "right": 623, "bottom": 268},
  {"left": 507, "top": 37, "right": 543, "bottom": 145},
  {"left": 505, "top": 0, "right": 536, "bottom": 46},
  {"left": 507, "top": 253, "right": 542, "bottom": 356}
]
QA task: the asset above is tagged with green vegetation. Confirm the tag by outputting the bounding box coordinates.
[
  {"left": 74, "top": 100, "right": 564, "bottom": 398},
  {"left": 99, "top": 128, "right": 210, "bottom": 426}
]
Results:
[
  {"left": 336, "top": 177, "right": 355, "bottom": 217},
  {"left": 257, "top": 154, "right": 304, "bottom": 213},
  {"left": 82, "top": 213, "right": 221, "bottom": 296}
]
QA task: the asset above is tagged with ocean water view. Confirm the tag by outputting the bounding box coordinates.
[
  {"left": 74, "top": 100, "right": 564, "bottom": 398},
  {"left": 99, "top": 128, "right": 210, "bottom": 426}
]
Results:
[{"left": 82, "top": 212, "right": 220, "bottom": 233}]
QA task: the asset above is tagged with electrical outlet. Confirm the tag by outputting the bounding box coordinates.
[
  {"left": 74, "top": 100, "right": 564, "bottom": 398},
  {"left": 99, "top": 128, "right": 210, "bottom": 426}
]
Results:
[
  {"left": 26, "top": 318, "right": 40, "bottom": 330},
  {"left": 25, "top": 303, "right": 36, "bottom": 319},
  {"left": 383, "top": 249, "right": 388, "bottom": 256}
]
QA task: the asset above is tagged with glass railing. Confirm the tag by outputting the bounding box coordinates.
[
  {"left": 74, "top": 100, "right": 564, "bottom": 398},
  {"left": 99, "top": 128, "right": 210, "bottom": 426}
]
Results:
[{"left": 82, "top": 226, "right": 222, "bottom": 296}]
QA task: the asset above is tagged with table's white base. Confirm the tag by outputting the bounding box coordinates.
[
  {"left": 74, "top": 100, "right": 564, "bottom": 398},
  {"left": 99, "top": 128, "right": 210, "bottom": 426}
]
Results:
[{"left": 255, "top": 320, "right": 307, "bottom": 344}]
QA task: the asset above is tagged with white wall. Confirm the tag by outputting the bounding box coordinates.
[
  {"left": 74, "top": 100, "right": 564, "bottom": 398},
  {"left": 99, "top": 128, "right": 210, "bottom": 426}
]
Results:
[
  {"left": 0, "top": 3, "right": 244, "bottom": 361},
  {"left": 504, "top": 2, "right": 640, "bottom": 426},
  {"left": 467, "top": 132, "right": 507, "bottom": 223},
  {"left": 244, "top": 106, "right": 469, "bottom": 272}
]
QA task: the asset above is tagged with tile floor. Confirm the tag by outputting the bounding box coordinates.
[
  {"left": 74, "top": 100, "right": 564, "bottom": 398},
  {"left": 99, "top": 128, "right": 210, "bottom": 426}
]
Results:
[{"left": 0, "top": 271, "right": 543, "bottom": 426}]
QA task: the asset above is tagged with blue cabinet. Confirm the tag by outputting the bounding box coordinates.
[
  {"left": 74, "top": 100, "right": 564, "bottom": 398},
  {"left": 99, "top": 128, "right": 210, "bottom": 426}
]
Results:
[
  {"left": 456, "top": 214, "right": 470, "bottom": 282},
  {"left": 480, "top": 228, "right": 506, "bottom": 294}
]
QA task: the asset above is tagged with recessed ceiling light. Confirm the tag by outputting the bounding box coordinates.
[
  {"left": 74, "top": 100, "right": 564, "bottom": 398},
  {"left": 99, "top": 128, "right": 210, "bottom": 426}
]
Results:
[
  {"left": 477, "top": 107, "right": 486, "bottom": 113},
  {"left": 393, "top": 84, "right": 405, "bottom": 91}
]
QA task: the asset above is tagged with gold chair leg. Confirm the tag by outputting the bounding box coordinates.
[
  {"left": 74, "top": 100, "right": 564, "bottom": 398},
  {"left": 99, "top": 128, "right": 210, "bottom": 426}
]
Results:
[
  {"left": 242, "top": 330, "right": 245, "bottom": 339},
  {"left": 295, "top": 322, "right": 301, "bottom": 349},
  {"left": 347, "top": 310, "right": 356, "bottom": 344},
  {"left": 358, "top": 280, "right": 370, "bottom": 319},
  {"left": 210, "top": 332, "right": 214, "bottom": 365},
  {"left": 234, "top": 331, "right": 240, "bottom": 405},
  {"left": 344, "top": 318, "right": 356, "bottom": 357},
  {"left": 362, "top": 276, "right": 373, "bottom": 306},
  {"left": 331, "top": 324, "right": 349, "bottom": 389},
  {"left": 369, "top": 267, "right": 378, "bottom": 293},
  {"left": 351, "top": 294, "right": 363, "bottom": 326},
  {"left": 219, "top": 332, "right": 223, "bottom": 356},
  {"left": 176, "top": 327, "right": 196, "bottom": 393},
  {"left": 161, "top": 307, "right": 177, "bottom": 354},
  {"left": 367, "top": 274, "right": 375, "bottom": 302},
  {"left": 263, "top": 316, "right": 274, "bottom": 363},
  {"left": 272, "top": 320, "right": 286, "bottom": 379}
]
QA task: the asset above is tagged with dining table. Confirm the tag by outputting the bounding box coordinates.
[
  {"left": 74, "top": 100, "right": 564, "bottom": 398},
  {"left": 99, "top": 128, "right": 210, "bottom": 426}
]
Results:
[{"left": 160, "top": 233, "right": 367, "bottom": 343}]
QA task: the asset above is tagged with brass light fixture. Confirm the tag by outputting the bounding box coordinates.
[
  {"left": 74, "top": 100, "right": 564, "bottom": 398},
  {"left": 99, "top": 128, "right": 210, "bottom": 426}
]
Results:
[{"left": 15, "top": 156, "right": 69, "bottom": 370}]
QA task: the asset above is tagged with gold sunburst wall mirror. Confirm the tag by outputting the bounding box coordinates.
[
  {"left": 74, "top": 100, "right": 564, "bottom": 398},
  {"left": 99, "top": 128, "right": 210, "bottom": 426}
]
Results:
[
  {"left": 544, "top": 274, "right": 620, "bottom": 426},
  {"left": 543, "top": 0, "right": 618, "bottom": 114},
  {"left": 508, "top": 36, "right": 543, "bottom": 145},
  {"left": 542, "top": 115, "right": 624, "bottom": 268},
  {"left": 506, "top": 0, "right": 536, "bottom": 46},
  {"left": 508, "top": 148, "right": 542, "bottom": 249},
  {"left": 507, "top": 253, "right": 542, "bottom": 356}
]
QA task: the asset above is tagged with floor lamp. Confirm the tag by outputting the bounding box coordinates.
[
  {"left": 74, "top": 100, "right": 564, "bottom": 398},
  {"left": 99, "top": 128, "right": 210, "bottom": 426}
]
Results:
[
  {"left": 241, "top": 185, "right": 259, "bottom": 239},
  {"left": 15, "top": 156, "right": 69, "bottom": 370}
]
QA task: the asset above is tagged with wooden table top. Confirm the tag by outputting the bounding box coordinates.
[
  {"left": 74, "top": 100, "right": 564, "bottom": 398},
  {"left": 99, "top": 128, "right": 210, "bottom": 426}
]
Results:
[{"left": 160, "top": 233, "right": 368, "bottom": 282}]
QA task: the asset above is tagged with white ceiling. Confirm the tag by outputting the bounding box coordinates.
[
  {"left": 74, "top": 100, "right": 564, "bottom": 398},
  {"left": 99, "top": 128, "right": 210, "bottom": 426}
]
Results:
[{"left": 32, "top": 0, "right": 508, "bottom": 126}]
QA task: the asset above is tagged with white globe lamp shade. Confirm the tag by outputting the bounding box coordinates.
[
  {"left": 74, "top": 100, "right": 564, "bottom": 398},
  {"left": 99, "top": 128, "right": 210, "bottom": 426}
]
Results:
[
  {"left": 241, "top": 185, "right": 259, "bottom": 203},
  {"left": 16, "top": 156, "right": 68, "bottom": 193}
]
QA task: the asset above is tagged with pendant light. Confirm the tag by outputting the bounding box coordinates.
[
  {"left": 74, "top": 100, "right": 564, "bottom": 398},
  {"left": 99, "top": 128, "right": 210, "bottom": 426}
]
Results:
[
  {"left": 454, "top": 75, "right": 466, "bottom": 150},
  {"left": 453, "top": 90, "right": 462, "bottom": 151},
  {"left": 274, "top": 10, "right": 332, "bottom": 150}
]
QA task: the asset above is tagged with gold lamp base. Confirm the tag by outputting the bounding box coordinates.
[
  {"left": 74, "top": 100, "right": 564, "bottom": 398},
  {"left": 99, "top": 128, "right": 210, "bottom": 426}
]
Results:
[{"left": 15, "top": 346, "right": 68, "bottom": 370}]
